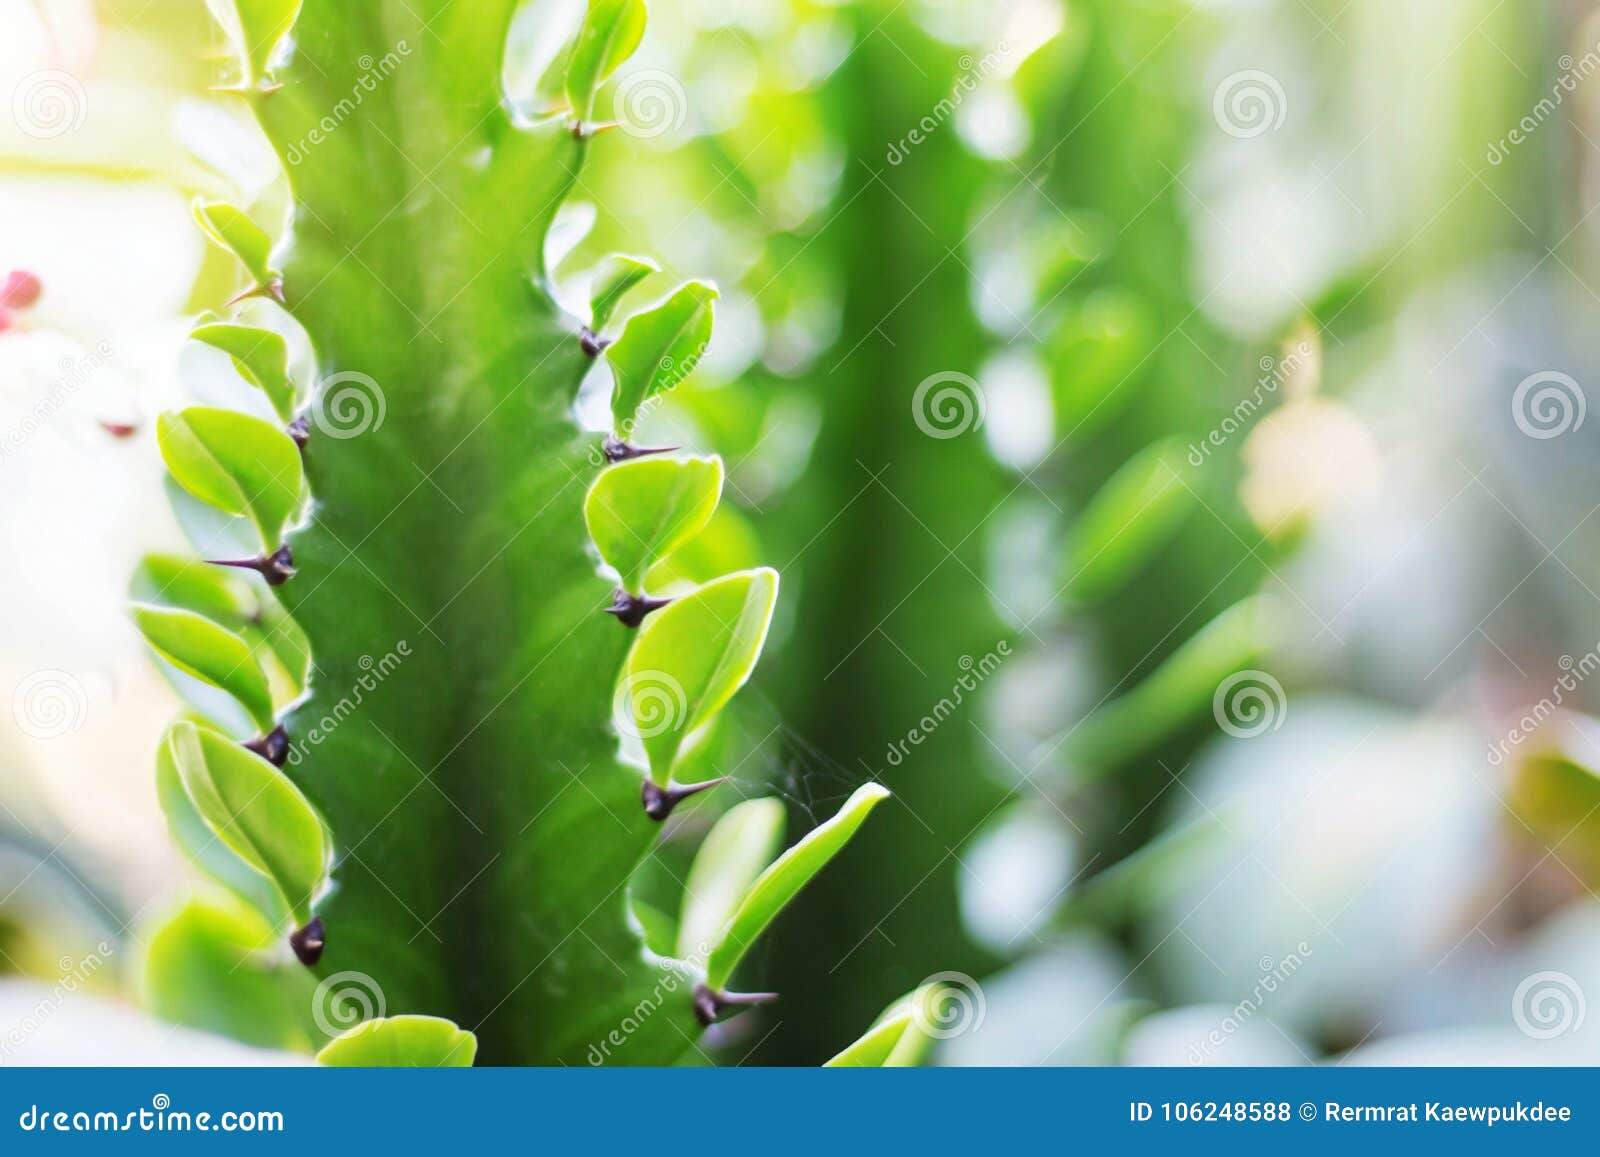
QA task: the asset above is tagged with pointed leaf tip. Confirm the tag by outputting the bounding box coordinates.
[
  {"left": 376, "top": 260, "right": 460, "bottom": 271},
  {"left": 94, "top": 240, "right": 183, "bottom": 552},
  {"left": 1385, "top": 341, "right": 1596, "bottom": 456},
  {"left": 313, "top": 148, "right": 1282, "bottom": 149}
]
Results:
[{"left": 563, "top": 0, "right": 648, "bottom": 123}]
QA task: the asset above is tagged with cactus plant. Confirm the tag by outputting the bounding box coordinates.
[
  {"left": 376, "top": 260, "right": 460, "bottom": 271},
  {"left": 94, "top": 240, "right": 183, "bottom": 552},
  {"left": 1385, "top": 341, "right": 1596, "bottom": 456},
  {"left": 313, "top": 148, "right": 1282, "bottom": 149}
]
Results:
[{"left": 129, "top": 0, "right": 902, "bottom": 1066}]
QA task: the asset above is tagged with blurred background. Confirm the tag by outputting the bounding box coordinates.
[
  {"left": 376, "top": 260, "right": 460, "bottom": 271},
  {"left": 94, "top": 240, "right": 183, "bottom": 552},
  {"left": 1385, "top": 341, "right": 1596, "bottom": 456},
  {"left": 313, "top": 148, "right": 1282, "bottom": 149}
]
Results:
[{"left": 6, "top": 0, "right": 1600, "bottom": 1065}]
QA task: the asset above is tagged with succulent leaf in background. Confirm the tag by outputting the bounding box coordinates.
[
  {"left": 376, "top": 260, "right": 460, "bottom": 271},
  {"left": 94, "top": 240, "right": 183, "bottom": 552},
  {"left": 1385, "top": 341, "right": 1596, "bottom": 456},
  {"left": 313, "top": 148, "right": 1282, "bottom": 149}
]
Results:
[{"left": 128, "top": 0, "right": 898, "bottom": 1067}]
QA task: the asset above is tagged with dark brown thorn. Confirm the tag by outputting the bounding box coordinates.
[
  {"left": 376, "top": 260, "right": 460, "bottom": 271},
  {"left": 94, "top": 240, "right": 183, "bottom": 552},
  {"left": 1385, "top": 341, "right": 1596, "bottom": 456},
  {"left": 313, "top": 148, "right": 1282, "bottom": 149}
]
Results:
[
  {"left": 640, "top": 776, "right": 727, "bottom": 822},
  {"left": 602, "top": 435, "right": 678, "bottom": 463},
  {"left": 289, "top": 916, "right": 325, "bottom": 966},
  {"left": 225, "top": 278, "right": 285, "bottom": 307},
  {"left": 208, "top": 544, "right": 295, "bottom": 586},
  {"left": 606, "top": 588, "right": 671, "bottom": 628},
  {"left": 692, "top": 983, "right": 779, "bottom": 1027},
  {"left": 243, "top": 724, "right": 290, "bottom": 767},
  {"left": 578, "top": 327, "right": 611, "bottom": 357},
  {"left": 286, "top": 416, "right": 309, "bottom": 449}
]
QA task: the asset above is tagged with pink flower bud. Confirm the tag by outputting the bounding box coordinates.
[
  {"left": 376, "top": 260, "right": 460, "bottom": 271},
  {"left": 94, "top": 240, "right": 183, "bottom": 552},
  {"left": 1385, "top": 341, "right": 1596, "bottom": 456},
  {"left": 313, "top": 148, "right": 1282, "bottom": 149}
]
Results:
[{"left": 1, "top": 270, "right": 43, "bottom": 310}]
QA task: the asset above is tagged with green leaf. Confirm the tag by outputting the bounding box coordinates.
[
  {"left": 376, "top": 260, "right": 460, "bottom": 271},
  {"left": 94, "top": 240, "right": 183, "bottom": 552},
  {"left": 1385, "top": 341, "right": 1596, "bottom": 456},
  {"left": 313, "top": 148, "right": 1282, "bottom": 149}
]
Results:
[
  {"left": 590, "top": 254, "right": 657, "bottom": 333},
  {"left": 622, "top": 567, "right": 779, "bottom": 785},
  {"left": 133, "top": 604, "right": 276, "bottom": 732},
  {"left": 316, "top": 1015, "right": 478, "bottom": 1067},
  {"left": 166, "top": 720, "right": 328, "bottom": 924},
  {"left": 584, "top": 455, "right": 724, "bottom": 594},
  {"left": 677, "top": 798, "right": 785, "bottom": 961},
  {"left": 192, "top": 200, "right": 278, "bottom": 287},
  {"left": 606, "top": 280, "right": 717, "bottom": 433},
  {"left": 132, "top": 554, "right": 259, "bottom": 626},
  {"left": 191, "top": 323, "right": 295, "bottom": 420},
  {"left": 705, "top": 782, "right": 890, "bottom": 989},
  {"left": 563, "top": 0, "right": 647, "bottom": 122},
  {"left": 157, "top": 407, "right": 303, "bottom": 550},
  {"left": 209, "top": 0, "right": 301, "bottom": 85},
  {"left": 825, "top": 984, "right": 941, "bottom": 1067},
  {"left": 1063, "top": 438, "right": 1195, "bottom": 604}
]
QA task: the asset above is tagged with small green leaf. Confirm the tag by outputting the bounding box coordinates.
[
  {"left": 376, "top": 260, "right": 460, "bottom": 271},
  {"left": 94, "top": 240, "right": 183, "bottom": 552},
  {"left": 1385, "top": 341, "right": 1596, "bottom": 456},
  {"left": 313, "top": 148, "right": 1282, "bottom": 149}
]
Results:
[
  {"left": 705, "top": 782, "right": 890, "bottom": 989},
  {"left": 133, "top": 604, "right": 275, "bottom": 732},
  {"left": 623, "top": 567, "right": 778, "bottom": 785},
  {"left": 590, "top": 254, "right": 657, "bottom": 333},
  {"left": 316, "top": 1015, "right": 478, "bottom": 1067},
  {"left": 157, "top": 407, "right": 303, "bottom": 550},
  {"left": 192, "top": 200, "right": 278, "bottom": 287},
  {"left": 132, "top": 554, "right": 259, "bottom": 626},
  {"left": 1063, "top": 438, "right": 1195, "bottom": 604},
  {"left": 563, "top": 0, "right": 647, "bottom": 122},
  {"left": 191, "top": 323, "right": 295, "bottom": 420},
  {"left": 825, "top": 984, "right": 941, "bottom": 1067},
  {"left": 585, "top": 455, "right": 724, "bottom": 594},
  {"left": 166, "top": 720, "right": 327, "bottom": 924},
  {"left": 210, "top": 0, "right": 301, "bottom": 85},
  {"left": 606, "top": 280, "right": 717, "bottom": 433},
  {"left": 677, "top": 797, "right": 785, "bottom": 961}
]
